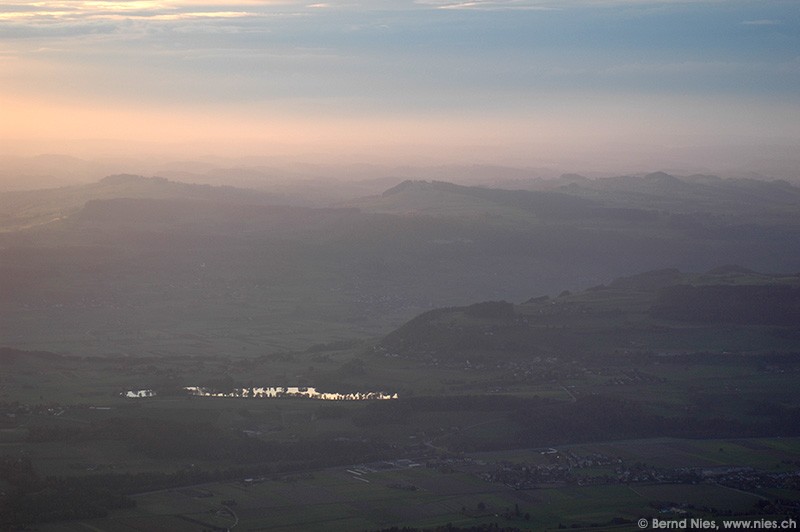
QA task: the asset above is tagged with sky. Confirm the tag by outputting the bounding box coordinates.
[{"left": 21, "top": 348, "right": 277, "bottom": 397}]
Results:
[{"left": 1, "top": 0, "right": 799, "bottom": 171}]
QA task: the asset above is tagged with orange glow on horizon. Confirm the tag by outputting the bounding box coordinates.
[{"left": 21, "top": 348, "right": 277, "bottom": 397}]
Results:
[{"left": 0, "top": 88, "right": 567, "bottom": 158}]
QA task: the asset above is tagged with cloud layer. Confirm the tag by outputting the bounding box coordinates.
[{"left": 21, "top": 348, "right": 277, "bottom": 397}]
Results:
[{"left": 1, "top": 0, "right": 799, "bottom": 164}]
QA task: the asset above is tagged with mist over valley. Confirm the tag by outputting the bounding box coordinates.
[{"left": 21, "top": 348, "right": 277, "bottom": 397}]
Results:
[
  {"left": 3, "top": 0, "right": 800, "bottom": 528},
  {"left": 2, "top": 168, "right": 800, "bottom": 529}
]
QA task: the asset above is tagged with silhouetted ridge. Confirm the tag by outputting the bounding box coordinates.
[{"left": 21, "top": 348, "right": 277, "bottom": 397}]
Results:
[
  {"left": 99, "top": 174, "right": 168, "bottom": 185},
  {"left": 378, "top": 179, "right": 597, "bottom": 217},
  {"left": 706, "top": 265, "right": 758, "bottom": 276},
  {"left": 643, "top": 171, "right": 680, "bottom": 183},
  {"left": 381, "top": 180, "right": 467, "bottom": 196},
  {"left": 463, "top": 300, "right": 515, "bottom": 319},
  {"left": 608, "top": 268, "right": 683, "bottom": 290},
  {"left": 382, "top": 179, "right": 417, "bottom": 196}
]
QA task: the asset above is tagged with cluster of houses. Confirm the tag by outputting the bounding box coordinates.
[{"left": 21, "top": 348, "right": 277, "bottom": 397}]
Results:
[
  {"left": 182, "top": 386, "right": 398, "bottom": 401},
  {"left": 120, "top": 386, "right": 397, "bottom": 400},
  {"left": 707, "top": 466, "right": 800, "bottom": 492},
  {"left": 479, "top": 451, "right": 800, "bottom": 494},
  {"left": 123, "top": 389, "right": 156, "bottom": 398}
]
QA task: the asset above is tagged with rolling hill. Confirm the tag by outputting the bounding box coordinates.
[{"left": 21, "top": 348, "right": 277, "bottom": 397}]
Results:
[
  {"left": 0, "top": 174, "right": 288, "bottom": 232},
  {"left": 2, "top": 174, "right": 800, "bottom": 357},
  {"left": 377, "top": 267, "right": 800, "bottom": 363}
]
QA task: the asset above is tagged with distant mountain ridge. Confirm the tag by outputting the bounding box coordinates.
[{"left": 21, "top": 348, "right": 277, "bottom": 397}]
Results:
[
  {"left": 5, "top": 171, "right": 798, "bottom": 233},
  {"left": 377, "top": 267, "right": 800, "bottom": 362},
  {"left": 350, "top": 179, "right": 598, "bottom": 220},
  {"left": 0, "top": 174, "right": 287, "bottom": 231},
  {"left": 3, "top": 171, "right": 800, "bottom": 356},
  {"left": 351, "top": 174, "right": 800, "bottom": 228},
  {"left": 553, "top": 172, "right": 800, "bottom": 214}
]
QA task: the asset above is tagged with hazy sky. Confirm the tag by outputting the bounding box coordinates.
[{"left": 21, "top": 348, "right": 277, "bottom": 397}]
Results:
[{"left": 1, "top": 0, "right": 799, "bottom": 168}]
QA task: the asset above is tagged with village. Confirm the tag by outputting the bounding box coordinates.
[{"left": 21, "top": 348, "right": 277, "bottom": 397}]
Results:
[
  {"left": 474, "top": 450, "right": 800, "bottom": 517},
  {"left": 122, "top": 386, "right": 398, "bottom": 400}
]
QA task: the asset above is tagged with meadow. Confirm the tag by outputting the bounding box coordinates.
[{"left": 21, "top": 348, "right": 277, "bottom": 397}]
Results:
[
  {"left": 30, "top": 437, "right": 800, "bottom": 531},
  {"left": 2, "top": 175, "right": 800, "bottom": 529}
]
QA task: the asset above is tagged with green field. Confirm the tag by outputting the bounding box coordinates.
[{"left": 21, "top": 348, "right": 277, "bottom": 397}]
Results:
[
  {"left": 29, "top": 437, "right": 800, "bottom": 532},
  {"left": 2, "top": 182, "right": 800, "bottom": 531}
]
